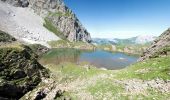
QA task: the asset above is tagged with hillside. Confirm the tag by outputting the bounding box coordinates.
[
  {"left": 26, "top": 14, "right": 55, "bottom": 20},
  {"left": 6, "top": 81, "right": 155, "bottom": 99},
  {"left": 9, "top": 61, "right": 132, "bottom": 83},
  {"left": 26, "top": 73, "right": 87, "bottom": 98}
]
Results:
[
  {"left": 0, "top": 30, "right": 49, "bottom": 99},
  {"left": 92, "top": 35, "right": 156, "bottom": 45},
  {"left": 139, "top": 28, "right": 170, "bottom": 61},
  {"left": 20, "top": 29, "right": 170, "bottom": 100},
  {"left": 0, "top": 0, "right": 91, "bottom": 47},
  {"left": 92, "top": 35, "right": 155, "bottom": 55}
]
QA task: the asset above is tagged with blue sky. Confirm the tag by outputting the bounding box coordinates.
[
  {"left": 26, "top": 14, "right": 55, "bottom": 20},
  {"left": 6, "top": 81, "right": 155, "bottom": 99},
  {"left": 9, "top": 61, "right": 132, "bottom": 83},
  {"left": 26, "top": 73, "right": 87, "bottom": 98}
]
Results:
[{"left": 64, "top": 0, "right": 170, "bottom": 39}]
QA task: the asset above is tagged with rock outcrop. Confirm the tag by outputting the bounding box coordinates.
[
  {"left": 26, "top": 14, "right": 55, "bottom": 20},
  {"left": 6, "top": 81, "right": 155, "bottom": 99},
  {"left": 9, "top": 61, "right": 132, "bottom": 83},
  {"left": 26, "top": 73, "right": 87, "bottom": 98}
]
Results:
[
  {"left": 30, "top": 0, "right": 91, "bottom": 42},
  {"left": 0, "top": 0, "right": 91, "bottom": 46},
  {"left": 0, "top": 30, "right": 16, "bottom": 43},
  {"left": 0, "top": 31, "right": 49, "bottom": 99},
  {"left": 139, "top": 28, "right": 170, "bottom": 61}
]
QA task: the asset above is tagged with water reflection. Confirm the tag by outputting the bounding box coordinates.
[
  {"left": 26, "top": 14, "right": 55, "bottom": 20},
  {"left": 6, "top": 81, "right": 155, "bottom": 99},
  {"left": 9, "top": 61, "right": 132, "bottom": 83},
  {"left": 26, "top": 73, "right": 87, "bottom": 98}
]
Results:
[
  {"left": 39, "top": 49, "right": 139, "bottom": 70},
  {"left": 40, "top": 48, "right": 82, "bottom": 65}
]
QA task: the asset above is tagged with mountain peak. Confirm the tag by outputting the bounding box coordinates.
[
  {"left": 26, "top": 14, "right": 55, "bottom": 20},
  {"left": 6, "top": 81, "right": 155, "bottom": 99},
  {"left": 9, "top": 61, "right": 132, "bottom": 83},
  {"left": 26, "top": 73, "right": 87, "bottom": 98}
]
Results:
[
  {"left": 0, "top": 0, "right": 91, "bottom": 47},
  {"left": 135, "top": 35, "right": 156, "bottom": 44}
]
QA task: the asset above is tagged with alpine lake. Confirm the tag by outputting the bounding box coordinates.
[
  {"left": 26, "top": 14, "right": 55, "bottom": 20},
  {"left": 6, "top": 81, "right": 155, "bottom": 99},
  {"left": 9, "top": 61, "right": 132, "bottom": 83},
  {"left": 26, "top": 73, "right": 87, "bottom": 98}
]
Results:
[{"left": 39, "top": 48, "right": 139, "bottom": 70}]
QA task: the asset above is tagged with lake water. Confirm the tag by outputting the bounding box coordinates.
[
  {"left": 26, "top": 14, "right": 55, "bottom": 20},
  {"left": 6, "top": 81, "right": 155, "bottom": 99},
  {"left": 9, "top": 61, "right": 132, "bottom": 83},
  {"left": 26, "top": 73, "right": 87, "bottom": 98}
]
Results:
[{"left": 39, "top": 48, "right": 139, "bottom": 70}]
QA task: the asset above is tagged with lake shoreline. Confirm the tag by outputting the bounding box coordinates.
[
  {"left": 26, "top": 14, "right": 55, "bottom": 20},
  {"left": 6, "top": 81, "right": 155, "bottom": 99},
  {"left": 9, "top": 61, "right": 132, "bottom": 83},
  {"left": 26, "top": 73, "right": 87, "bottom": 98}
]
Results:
[{"left": 39, "top": 48, "right": 139, "bottom": 70}]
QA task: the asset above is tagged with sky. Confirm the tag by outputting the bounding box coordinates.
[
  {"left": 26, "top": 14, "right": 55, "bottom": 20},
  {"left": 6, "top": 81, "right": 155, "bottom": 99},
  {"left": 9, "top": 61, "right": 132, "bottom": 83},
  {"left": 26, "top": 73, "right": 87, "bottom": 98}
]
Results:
[{"left": 64, "top": 0, "right": 170, "bottom": 39}]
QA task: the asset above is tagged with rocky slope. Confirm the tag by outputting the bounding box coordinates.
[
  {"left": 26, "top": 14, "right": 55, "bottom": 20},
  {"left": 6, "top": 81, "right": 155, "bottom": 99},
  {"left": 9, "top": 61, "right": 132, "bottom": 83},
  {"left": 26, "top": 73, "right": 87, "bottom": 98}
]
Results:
[
  {"left": 0, "top": 0, "right": 91, "bottom": 47},
  {"left": 0, "top": 30, "right": 49, "bottom": 100},
  {"left": 139, "top": 28, "right": 170, "bottom": 61}
]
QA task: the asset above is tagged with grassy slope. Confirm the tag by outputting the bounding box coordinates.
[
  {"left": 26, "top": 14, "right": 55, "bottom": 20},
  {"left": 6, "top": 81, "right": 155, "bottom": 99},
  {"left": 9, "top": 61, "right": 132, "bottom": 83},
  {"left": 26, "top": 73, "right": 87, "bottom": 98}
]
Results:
[
  {"left": 48, "top": 40, "right": 95, "bottom": 50},
  {"left": 43, "top": 18, "right": 67, "bottom": 40},
  {"left": 41, "top": 56, "right": 170, "bottom": 100},
  {"left": 116, "top": 57, "right": 170, "bottom": 80},
  {"left": 96, "top": 43, "right": 150, "bottom": 55},
  {"left": 43, "top": 11, "right": 72, "bottom": 41}
]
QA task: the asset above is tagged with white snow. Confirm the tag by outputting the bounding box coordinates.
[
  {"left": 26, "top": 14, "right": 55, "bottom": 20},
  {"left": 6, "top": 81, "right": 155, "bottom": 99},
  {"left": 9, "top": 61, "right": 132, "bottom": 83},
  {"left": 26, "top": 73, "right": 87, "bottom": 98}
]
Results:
[
  {"left": 0, "top": 1, "right": 60, "bottom": 47},
  {"left": 135, "top": 35, "right": 156, "bottom": 44}
]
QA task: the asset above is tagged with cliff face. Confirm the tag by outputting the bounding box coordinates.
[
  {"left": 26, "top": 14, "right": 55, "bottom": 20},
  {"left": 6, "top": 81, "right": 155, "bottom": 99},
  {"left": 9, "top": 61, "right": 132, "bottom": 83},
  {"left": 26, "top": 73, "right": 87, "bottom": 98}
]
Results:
[
  {"left": 30, "top": 0, "right": 91, "bottom": 42},
  {"left": 139, "top": 28, "right": 170, "bottom": 61},
  {"left": 1, "top": 0, "right": 91, "bottom": 44}
]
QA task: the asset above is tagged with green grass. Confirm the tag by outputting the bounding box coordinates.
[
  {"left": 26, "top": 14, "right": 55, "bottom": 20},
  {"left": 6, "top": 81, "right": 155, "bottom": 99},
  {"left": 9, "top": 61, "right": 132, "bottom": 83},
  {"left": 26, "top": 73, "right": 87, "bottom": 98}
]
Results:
[
  {"left": 97, "top": 44, "right": 113, "bottom": 51},
  {"left": 87, "top": 79, "right": 124, "bottom": 99},
  {"left": 39, "top": 46, "right": 170, "bottom": 99},
  {"left": 96, "top": 43, "right": 150, "bottom": 55},
  {"left": 48, "top": 40, "right": 95, "bottom": 50},
  {"left": 40, "top": 56, "right": 170, "bottom": 99},
  {"left": 116, "top": 57, "right": 170, "bottom": 80},
  {"left": 48, "top": 40, "right": 72, "bottom": 48},
  {"left": 49, "top": 11, "right": 72, "bottom": 17},
  {"left": 43, "top": 18, "right": 67, "bottom": 40},
  {"left": 0, "top": 30, "right": 16, "bottom": 42},
  {"left": 46, "top": 63, "right": 108, "bottom": 82}
]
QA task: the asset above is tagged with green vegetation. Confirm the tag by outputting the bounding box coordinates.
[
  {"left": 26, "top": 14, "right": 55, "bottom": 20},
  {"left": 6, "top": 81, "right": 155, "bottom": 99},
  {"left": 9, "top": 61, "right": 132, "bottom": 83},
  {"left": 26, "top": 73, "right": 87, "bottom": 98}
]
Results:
[
  {"left": 96, "top": 43, "right": 150, "bottom": 55},
  {"left": 26, "top": 44, "right": 49, "bottom": 57},
  {"left": 87, "top": 79, "right": 124, "bottom": 99},
  {"left": 97, "top": 44, "right": 113, "bottom": 51},
  {"left": 49, "top": 11, "right": 72, "bottom": 17},
  {"left": 0, "top": 30, "right": 16, "bottom": 42},
  {"left": 116, "top": 57, "right": 170, "bottom": 80},
  {"left": 43, "top": 11, "right": 73, "bottom": 40},
  {"left": 46, "top": 63, "right": 108, "bottom": 82},
  {"left": 48, "top": 40, "right": 95, "bottom": 50},
  {"left": 0, "top": 47, "right": 49, "bottom": 99},
  {"left": 41, "top": 56, "right": 170, "bottom": 100},
  {"left": 48, "top": 40, "right": 71, "bottom": 48},
  {"left": 150, "top": 46, "right": 170, "bottom": 58},
  {"left": 43, "top": 18, "right": 67, "bottom": 40}
]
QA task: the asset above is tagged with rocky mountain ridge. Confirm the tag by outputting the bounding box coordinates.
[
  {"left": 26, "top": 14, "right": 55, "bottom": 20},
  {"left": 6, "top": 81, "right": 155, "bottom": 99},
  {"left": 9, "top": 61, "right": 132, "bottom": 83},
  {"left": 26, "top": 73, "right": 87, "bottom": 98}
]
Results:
[
  {"left": 0, "top": 0, "right": 91, "bottom": 47},
  {"left": 139, "top": 28, "right": 170, "bottom": 61},
  {"left": 92, "top": 35, "right": 156, "bottom": 45},
  {"left": 135, "top": 35, "right": 156, "bottom": 44}
]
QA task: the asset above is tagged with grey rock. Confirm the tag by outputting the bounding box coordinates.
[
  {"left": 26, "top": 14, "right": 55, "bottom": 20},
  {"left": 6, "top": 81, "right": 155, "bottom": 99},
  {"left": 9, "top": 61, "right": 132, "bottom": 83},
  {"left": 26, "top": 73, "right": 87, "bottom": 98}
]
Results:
[
  {"left": 34, "top": 89, "right": 47, "bottom": 100},
  {"left": 1, "top": 0, "right": 92, "bottom": 43},
  {"left": 1, "top": 0, "right": 29, "bottom": 7},
  {"left": 139, "top": 28, "right": 170, "bottom": 61}
]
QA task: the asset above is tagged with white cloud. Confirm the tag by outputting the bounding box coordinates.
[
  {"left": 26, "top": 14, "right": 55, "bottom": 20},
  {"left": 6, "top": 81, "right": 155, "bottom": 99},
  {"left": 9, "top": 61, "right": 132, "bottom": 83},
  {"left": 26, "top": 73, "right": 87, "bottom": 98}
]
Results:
[{"left": 90, "top": 29, "right": 165, "bottom": 39}]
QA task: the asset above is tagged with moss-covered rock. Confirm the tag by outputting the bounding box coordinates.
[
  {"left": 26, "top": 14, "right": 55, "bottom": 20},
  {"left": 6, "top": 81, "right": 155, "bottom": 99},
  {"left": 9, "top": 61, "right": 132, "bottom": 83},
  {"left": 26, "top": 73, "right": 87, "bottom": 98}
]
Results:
[
  {"left": 0, "top": 30, "right": 16, "bottom": 43},
  {"left": 0, "top": 31, "right": 49, "bottom": 99},
  {"left": 26, "top": 44, "right": 49, "bottom": 57},
  {"left": 0, "top": 47, "right": 49, "bottom": 99}
]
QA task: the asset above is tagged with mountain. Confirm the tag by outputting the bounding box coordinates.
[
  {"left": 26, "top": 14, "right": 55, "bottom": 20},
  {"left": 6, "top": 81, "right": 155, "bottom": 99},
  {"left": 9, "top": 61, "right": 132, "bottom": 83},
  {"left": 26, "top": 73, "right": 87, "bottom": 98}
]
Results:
[
  {"left": 135, "top": 35, "right": 157, "bottom": 44},
  {"left": 92, "top": 38, "right": 117, "bottom": 45},
  {"left": 139, "top": 28, "right": 170, "bottom": 61},
  {"left": 92, "top": 35, "right": 156, "bottom": 45},
  {"left": 0, "top": 0, "right": 91, "bottom": 47}
]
